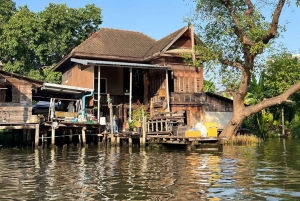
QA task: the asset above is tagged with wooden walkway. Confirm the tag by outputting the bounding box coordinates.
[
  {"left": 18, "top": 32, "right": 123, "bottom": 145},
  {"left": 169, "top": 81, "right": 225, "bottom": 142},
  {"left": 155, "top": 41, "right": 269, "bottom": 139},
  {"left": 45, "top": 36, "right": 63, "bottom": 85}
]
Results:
[{"left": 0, "top": 122, "right": 220, "bottom": 149}]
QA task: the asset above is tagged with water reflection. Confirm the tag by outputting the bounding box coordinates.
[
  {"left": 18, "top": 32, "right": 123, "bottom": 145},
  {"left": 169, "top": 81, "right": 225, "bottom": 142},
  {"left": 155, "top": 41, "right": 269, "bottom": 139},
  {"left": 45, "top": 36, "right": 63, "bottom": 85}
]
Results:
[{"left": 1, "top": 139, "right": 300, "bottom": 200}]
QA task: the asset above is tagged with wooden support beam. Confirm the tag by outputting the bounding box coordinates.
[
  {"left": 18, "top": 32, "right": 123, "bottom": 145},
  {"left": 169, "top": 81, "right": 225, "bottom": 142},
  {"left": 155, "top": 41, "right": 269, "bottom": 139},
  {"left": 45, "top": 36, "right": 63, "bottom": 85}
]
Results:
[
  {"left": 27, "top": 129, "right": 31, "bottom": 147},
  {"left": 22, "top": 129, "right": 26, "bottom": 147},
  {"left": 51, "top": 127, "right": 55, "bottom": 146},
  {"left": 108, "top": 94, "right": 115, "bottom": 144},
  {"left": 116, "top": 137, "right": 120, "bottom": 146},
  {"left": 69, "top": 129, "right": 73, "bottom": 144},
  {"left": 141, "top": 115, "right": 146, "bottom": 146},
  {"left": 129, "top": 136, "right": 132, "bottom": 147},
  {"left": 82, "top": 127, "right": 86, "bottom": 146},
  {"left": 35, "top": 124, "right": 39, "bottom": 149}
]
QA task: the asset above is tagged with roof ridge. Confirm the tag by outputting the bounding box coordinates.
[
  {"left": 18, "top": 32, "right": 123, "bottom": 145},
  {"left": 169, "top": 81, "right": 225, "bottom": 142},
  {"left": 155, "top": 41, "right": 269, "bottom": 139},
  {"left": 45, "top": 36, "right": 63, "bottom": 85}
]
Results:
[{"left": 98, "top": 27, "right": 156, "bottom": 41}]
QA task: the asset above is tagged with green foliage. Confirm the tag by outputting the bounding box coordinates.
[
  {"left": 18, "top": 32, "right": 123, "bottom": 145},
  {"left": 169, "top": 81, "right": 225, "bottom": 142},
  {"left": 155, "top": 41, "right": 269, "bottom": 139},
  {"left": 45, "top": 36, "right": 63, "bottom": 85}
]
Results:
[
  {"left": 265, "top": 52, "right": 300, "bottom": 97},
  {"left": 0, "top": 0, "right": 15, "bottom": 35},
  {"left": 290, "top": 114, "right": 300, "bottom": 138},
  {"left": 0, "top": 3, "right": 102, "bottom": 82},
  {"left": 246, "top": 70, "right": 266, "bottom": 105},
  {"left": 132, "top": 105, "right": 149, "bottom": 127},
  {"left": 204, "top": 79, "right": 216, "bottom": 92}
]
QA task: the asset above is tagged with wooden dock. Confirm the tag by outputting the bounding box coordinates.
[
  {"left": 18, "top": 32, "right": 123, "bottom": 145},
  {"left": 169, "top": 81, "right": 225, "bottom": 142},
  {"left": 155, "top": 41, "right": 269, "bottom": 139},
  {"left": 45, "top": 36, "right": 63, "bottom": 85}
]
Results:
[{"left": 0, "top": 122, "right": 220, "bottom": 149}]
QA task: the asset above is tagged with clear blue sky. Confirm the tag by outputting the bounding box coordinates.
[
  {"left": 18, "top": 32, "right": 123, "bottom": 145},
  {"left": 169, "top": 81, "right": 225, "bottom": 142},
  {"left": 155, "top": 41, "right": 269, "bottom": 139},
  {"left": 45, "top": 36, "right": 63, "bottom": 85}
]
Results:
[{"left": 14, "top": 0, "right": 300, "bottom": 53}]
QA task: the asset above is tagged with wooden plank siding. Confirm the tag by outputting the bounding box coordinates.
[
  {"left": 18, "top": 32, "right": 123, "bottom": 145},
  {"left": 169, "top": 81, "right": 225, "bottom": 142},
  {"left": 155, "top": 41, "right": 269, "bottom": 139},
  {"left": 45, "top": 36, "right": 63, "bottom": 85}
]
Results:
[
  {"left": 62, "top": 64, "right": 94, "bottom": 89},
  {"left": 62, "top": 64, "right": 94, "bottom": 106}
]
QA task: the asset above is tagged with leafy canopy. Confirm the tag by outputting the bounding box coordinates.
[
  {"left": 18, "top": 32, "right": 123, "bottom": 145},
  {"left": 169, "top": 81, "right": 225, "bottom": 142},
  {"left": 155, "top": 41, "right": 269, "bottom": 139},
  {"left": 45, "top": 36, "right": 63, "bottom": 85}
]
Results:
[{"left": 0, "top": 2, "right": 102, "bottom": 83}]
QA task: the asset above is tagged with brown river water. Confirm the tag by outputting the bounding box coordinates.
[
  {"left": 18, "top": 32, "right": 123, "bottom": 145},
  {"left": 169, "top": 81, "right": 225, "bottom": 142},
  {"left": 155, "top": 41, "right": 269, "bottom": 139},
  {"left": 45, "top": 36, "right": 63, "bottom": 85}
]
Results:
[{"left": 0, "top": 138, "right": 300, "bottom": 200}]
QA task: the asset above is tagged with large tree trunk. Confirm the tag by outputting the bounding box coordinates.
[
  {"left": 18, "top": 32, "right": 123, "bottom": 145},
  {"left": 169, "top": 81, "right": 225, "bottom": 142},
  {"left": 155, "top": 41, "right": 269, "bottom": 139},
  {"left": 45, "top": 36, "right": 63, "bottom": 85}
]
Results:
[
  {"left": 219, "top": 99, "right": 246, "bottom": 138},
  {"left": 219, "top": 81, "right": 300, "bottom": 138},
  {"left": 219, "top": 114, "right": 245, "bottom": 138}
]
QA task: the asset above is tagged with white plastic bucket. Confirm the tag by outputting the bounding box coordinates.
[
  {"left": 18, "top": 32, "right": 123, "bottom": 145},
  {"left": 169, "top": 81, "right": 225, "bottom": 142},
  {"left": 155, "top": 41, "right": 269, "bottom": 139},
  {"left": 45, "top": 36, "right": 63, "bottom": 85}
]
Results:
[{"left": 99, "top": 117, "right": 106, "bottom": 125}]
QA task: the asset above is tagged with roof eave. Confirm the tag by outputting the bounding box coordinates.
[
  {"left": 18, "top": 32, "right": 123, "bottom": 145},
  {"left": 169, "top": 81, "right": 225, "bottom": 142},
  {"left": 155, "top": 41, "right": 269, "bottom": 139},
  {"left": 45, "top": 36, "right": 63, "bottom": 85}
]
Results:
[{"left": 0, "top": 70, "right": 44, "bottom": 86}]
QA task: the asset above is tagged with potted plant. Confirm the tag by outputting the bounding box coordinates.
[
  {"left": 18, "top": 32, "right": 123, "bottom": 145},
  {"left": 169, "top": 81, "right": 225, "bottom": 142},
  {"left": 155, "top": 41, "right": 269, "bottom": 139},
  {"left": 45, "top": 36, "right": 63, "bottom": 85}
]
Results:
[{"left": 132, "top": 105, "right": 148, "bottom": 133}]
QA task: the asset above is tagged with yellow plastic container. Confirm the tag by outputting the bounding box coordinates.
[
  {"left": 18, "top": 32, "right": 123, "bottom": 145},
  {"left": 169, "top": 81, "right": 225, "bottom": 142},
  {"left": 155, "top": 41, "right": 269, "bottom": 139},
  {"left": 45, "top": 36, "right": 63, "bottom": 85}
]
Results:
[
  {"left": 185, "top": 130, "right": 201, "bottom": 138},
  {"left": 204, "top": 122, "right": 218, "bottom": 137}
]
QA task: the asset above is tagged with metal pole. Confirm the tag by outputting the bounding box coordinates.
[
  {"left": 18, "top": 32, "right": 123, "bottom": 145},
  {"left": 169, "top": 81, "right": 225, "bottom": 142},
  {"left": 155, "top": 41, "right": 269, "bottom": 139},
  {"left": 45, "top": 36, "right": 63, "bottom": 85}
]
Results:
[
  {"left": 129, "top": 67, "right": 133, "bottom": 122},
  {"left": 97, "top": 66, "right": 101, "bottom": 122}
]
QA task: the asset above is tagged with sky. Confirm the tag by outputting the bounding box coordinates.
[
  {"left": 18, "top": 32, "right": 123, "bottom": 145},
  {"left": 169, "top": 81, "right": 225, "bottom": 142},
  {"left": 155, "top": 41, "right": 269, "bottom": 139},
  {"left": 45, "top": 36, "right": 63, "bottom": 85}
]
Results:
[{"left": 13, "top": 0, "right": 300, "bottom": 54}]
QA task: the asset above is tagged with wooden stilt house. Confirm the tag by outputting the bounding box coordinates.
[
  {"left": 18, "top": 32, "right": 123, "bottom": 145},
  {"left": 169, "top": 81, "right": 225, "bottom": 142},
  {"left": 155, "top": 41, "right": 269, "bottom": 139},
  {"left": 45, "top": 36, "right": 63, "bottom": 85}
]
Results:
[{"left": 53, "top": 26, "right": 233, "bottom": 129}]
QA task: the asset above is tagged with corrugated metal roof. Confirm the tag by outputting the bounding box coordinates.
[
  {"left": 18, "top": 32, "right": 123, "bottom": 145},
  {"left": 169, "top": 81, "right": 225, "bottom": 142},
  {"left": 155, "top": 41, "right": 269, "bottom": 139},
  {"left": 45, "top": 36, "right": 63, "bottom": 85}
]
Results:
[
  {"left": 42, "top": 83, "right": 94, "bottom": 94},
  {"left": 70, "top": 58, "right": 170, "bottom": 69}
]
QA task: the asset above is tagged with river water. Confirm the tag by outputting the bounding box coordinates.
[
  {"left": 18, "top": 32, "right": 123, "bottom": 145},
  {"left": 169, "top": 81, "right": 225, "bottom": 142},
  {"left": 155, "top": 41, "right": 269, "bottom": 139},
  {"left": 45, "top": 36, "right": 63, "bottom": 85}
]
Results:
[{"left": 0, "top": 138, "right": 300, "bottom": 200}]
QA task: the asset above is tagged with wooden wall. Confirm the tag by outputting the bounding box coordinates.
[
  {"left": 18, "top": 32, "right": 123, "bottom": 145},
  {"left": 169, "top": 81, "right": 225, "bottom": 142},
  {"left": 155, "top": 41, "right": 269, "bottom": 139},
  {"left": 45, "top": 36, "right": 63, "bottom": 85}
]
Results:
[
  {"left": 205, "top": 95, "right": 233, "bottom": 112},
  {"left": 0, "top": 75, "right": 36, "bottom": 123},
  {"left": 171, "top": 65, "right": 203, "bottom": 93},
  {"left": 96, "top": 66, "right": 123, "bottom": 95},
  {"left": 171, "top": 105, "right": 204, "bottom": 127},
  {"left": 62, "top": 64, "right": 94, "bottom": 89}
]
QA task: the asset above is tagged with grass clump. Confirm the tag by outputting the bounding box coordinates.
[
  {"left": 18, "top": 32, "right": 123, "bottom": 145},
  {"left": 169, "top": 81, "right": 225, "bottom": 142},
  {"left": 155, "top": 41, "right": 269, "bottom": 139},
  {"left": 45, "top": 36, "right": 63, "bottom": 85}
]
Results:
[{"left": 221, "top": 134, "right": 262, "bottom": 145}]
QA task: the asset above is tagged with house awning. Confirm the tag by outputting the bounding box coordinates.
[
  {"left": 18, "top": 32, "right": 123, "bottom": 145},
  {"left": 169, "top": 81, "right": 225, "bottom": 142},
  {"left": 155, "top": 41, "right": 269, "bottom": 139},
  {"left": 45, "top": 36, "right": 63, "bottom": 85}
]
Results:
[
  {"left": 70, "top": 58, "right": 171, "bottom": 70},
  {"left": 41, "top": 83, "right": 93, "bottom": 94},
  {"left": 33, "top": 83, "right": 94, "bottom": 100}
]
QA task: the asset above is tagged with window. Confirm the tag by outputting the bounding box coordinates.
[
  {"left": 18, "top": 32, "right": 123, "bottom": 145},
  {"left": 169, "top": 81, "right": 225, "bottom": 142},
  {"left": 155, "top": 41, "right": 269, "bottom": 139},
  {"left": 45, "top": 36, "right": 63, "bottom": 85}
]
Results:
[
  {"left": 94, "top": 78, "right": 107, "bottom": 94},
  {"left": 5, "top": 85, "right": 12, "bottom": 102}
]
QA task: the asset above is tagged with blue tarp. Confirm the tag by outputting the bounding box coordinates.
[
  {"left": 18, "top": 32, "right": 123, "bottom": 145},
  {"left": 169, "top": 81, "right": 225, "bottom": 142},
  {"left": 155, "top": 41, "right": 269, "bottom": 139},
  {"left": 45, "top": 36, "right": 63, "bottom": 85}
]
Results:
[{"left": 33, "top": 101, "right": 58, "bottom": 108}]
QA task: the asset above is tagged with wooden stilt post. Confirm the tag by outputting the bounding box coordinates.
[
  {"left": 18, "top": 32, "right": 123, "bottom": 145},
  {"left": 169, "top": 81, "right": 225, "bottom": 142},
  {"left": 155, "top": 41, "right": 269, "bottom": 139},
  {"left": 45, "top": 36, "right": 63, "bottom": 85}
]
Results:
[
  {"left": 69, "top": 129, "right": 73, "bottom": 145},
  {"left": 108, "top": 94, "right": 115, "bottom": 144},
  {"left": 78, "top": 130, "right": 81, "bottom": 146},
  {"left": 82, "top": 127, "right": 86, "bottom": 146},
  {"left": 35, "top": 124, "right": 39, "bottom": 149},
  {"left": 141, "top": 113, "right": 146, "bottom": 147},
  {"left": 129, "top": 136, "right": 132, "bottom": 147},
  {"left": 51, "top": 127, "right": 55, "bottom": 146},
  {"left": 22, "top": 129, "right": 26, "bottom": 147},
  {"left": 116, "top": 136, "right": 120, "bottom": 146},
  {"left": 42, "top": 132, "right": 44, "bottom": 148},
  {"left": 62, "top": 129, "right": 66, "bottom": 144},
  {"left": 27, "top": 129, "right": 31, "bottom": 147}
]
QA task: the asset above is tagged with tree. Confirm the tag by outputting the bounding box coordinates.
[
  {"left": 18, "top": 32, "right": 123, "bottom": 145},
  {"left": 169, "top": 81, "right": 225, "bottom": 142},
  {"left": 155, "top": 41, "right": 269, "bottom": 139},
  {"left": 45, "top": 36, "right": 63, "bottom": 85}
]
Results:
[
  {"left": 0, "top": 3, "right": 102, "bottom": 83},
  {"left": 0, "top": 0, "right": 15, "bottom": 35},
  {"left": 187, "top": 0, "right": 300, "bottom": 138}
]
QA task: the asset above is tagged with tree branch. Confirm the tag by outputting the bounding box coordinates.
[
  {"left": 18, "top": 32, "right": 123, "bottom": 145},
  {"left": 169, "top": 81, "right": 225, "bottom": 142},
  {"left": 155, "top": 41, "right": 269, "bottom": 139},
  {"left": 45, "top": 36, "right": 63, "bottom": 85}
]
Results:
[
  {"left": 262, "top": 0, "right": 286, "bottom": 44},
  {"left": 244, "top": 0, "right": 255, "bottom": 29},
  {"left": 220, "top": 0, "right": 254, "bottom": 46},
  {"left": 218, "top": 56, "right": 244, "bottom": 70},
  {"left": 245, "top": 80, "right": 300, "bottom": 116}
]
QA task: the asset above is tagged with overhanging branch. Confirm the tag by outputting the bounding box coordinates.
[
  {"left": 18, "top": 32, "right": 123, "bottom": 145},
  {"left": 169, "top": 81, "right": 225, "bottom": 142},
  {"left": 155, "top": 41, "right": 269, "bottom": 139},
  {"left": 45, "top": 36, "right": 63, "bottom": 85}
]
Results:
[
  {"left": 246, "top": 81, "right": 300, "bottom": 115},
  {"left": 220, "top": 0, "right": 254, "bottom": 46},
  {"left": 244, "top": 0, "right": 255, "bottom": 29},
  {"left": 262, "top": 0, "right": 286, "bottom": 44}
]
